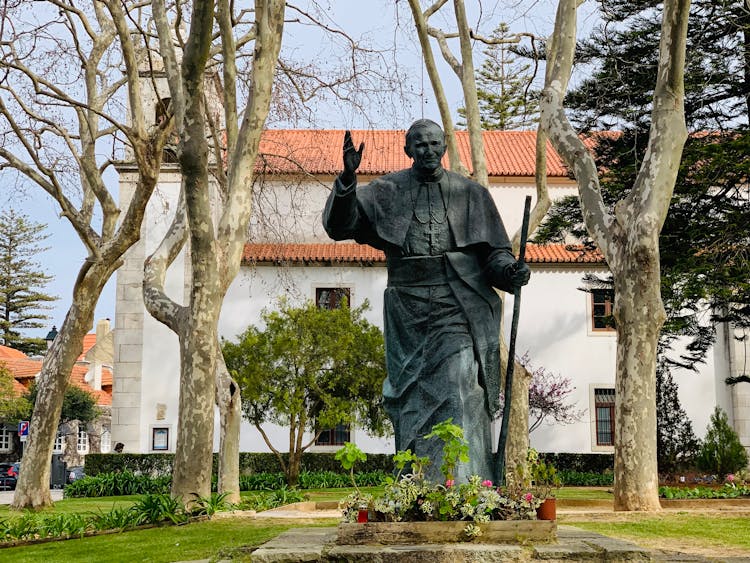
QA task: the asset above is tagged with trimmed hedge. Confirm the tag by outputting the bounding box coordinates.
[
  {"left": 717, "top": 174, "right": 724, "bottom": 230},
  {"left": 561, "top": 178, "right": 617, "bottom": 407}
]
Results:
[
  {"left": 538, "top": 452, "right": 614, "bottom": 473},
  {"left": 85, "top": 451, "right": 395, "bottom": 477}
]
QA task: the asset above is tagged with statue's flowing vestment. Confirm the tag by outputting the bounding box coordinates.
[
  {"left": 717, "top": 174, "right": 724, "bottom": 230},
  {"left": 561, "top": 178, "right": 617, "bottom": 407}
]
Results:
[{"left": 323, "top": 167, "right": 517, "bottom": 482}]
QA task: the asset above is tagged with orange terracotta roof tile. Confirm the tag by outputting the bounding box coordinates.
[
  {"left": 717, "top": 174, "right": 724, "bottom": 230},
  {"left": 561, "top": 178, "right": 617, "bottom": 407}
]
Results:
[
  {"left": 12, "top": 378, "right": 27, "bottom": 395},
  {"left": 77, "top": 333, "right": 97, "bottom": 361},
  {"left": 2, "top": 358, "right": 111, "bottom": 405},
  {"left": 242, "top": 242, "right": 604, "bottom": 265},
  {"left": 1, "top": 358, "right": 41, "bottom": 379},
  {"left": 257, "top": 129, "right": 569, "bottom": 178},
  {"left": 0, "top": 345, "right": 28, "bottom": 359}
]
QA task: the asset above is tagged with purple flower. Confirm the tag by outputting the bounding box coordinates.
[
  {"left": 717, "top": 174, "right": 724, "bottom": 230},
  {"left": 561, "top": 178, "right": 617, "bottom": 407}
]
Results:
[{"left": 523, "top": 493, "right": 534, "bottom": 503}]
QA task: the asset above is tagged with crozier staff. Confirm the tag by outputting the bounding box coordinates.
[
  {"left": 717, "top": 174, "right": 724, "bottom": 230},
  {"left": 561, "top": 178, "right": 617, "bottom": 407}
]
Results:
[{"left": 323, "top": 120, "right": 529, "bottom": 482}]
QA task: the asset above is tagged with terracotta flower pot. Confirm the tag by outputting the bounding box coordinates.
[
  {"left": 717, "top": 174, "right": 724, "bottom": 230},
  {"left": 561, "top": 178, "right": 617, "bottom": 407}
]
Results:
[{"left": 536, "top": 497, "right": 556, "bottom": 521}]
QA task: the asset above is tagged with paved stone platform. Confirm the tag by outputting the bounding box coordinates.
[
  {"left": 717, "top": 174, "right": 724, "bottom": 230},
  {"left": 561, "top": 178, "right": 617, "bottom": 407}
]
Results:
[{"left": 249, "top": 525, "right": 661, "bottom": 562}]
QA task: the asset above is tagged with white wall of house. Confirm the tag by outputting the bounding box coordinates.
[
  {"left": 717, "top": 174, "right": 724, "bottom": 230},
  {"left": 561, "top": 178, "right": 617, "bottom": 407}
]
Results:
[{"left": 112, "top": 167, "right": 739, "bottom": 459}]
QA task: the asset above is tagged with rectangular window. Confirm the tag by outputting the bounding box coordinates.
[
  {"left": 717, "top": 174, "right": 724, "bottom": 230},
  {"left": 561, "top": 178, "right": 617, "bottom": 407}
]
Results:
[
  {"left": 100, "top": 429, "right": 112, "bottom": 454},
  {"left": 315, "top": 423, "right": 351, "bottom": 446},
  {"left": 53, "top": 431, "right": 65, "bottom": 453},
  {"left": 0, "top": 427, "right": 11, "bottom": 452},
  {"left": 77, "top": 430, "right": 89, "bottom": 454},
  {"left": 594, "top": 388, "right": 615, "bottom": 446},
  {"left": 316, "top": 287, "right": 351, "bottom": 310},
  {"left": 152, "top": 427, "right": 170, "bottom": 451},
  {"left": 591, "top": 289, "right": 615, "bottom": 331}
]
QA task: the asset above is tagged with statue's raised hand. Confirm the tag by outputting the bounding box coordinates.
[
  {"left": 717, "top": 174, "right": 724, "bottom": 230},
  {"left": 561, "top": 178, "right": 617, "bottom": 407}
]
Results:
[{"left": 340, "top": 130, "right": 364, "bottom": 186}]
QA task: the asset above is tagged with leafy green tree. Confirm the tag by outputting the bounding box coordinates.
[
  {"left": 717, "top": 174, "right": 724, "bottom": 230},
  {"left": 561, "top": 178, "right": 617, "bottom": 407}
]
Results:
[
  {"left": 27, "top": 381, "right": 98, "bottom": 425},
  {"left": 0, "top": 364, "right": 32, "bottom": 424},
  {"left": 696, "top": 407, "right": 749, "bottom": 476},
  {"left": 458, "top": 23, "right": 538, "bottom": 130},
  {"left": 222, "top": 299, "right": 388, "bottom": 486},
  {"left": 0, "top": 210, "right": 58, "bottom": 356}
]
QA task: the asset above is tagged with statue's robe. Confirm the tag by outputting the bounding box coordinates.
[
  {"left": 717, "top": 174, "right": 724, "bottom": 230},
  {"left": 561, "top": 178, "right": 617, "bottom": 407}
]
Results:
[{"left": 323, "top": 167, "right": 517, "bottom": 482}]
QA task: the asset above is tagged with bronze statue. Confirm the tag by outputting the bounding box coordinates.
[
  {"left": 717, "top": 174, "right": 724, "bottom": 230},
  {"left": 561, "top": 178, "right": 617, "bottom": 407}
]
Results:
[{"left": 323, "top": 119, "right": 530, "bottom": 482}]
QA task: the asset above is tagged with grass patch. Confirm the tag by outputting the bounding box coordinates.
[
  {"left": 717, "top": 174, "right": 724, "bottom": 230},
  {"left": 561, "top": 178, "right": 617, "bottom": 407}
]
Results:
[
  {"left": 0, "top": 518, "right": 333, "bottom": 562},
  {"left": 555, "top": 487, "right": 612, "bottom": 500},
  {"left": 568, "top": 515, "right": 750, "bottom": 553},
  {"left": 0, "top": 496, "right": 140, "bottom": 519}
]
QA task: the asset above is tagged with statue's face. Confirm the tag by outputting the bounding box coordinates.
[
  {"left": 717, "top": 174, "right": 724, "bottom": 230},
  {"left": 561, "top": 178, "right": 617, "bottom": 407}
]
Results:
[{"left": 405, "top": 123, "right": 446, "bottom": 173}]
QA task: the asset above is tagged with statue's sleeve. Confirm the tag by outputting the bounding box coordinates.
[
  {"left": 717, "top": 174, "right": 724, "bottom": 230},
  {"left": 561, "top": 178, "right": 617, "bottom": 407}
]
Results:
[
  {"left": 322, "top": 177, "right": 379, "bottom": 246},
  {"left": 482, "top": 247, "right": 518, "bottom": 294}
]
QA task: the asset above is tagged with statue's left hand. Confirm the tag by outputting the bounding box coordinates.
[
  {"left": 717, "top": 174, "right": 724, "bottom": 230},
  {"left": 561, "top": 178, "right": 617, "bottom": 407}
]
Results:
[{"left": 510, "top": 261, "right": 531, "bottom": 288}]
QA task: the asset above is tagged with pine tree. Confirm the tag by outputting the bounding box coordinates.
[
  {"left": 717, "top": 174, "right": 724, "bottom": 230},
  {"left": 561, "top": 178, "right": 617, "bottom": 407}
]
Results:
[
  {"left": 0, "top": 210, "right": 58, "bottom": 356},
  {"left": 656, "top": 360, "right": 700, "bottom": 474},
  {"left": 458, "top": 23, "right": 539, "bottom": 130},
  {"left": 534, "top": 0, "right": 750, "bottom": 367}
]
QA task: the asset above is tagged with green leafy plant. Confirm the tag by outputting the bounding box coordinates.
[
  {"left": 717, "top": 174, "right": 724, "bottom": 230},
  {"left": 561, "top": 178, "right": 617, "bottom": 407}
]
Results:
[
  {"left": 335, "top": 442, "right": 367, "bottom": 490},
  {"left": 696, "top": 407, "right": 749, "bottom": 477},
  {"left": 191, "top": 492, "right": 232, "bottom": 517},
  {"left": 130, "top": 494, "right": 187, "bottom": 525},
  {"left": 528, "top": 449, "right": 562, "bottom": 499},
  {"left": 424, "top": 419, "right": 470, "bottom": 483}
]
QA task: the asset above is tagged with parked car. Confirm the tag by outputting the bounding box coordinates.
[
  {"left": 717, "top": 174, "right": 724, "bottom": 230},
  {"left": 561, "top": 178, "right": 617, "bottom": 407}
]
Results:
[
  {"left": 0, "top": 462, "right": 18, "bottom": 491},
  {"left": 67, "top": 466, "right": 85, "bottom": 484}
]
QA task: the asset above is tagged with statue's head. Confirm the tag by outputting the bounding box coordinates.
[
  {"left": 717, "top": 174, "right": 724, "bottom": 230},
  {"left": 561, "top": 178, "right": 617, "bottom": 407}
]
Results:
[{"left": 404, "top": 119, "right": 446, "bottom": 174}]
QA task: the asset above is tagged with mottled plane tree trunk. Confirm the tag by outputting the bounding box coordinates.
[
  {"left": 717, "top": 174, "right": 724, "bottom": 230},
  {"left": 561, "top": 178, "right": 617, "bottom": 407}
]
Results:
[
  {"left": 540, "top": 0, "right": 690, "bottom": 511},
  {"left": 0, "top": 0, "right": 170, "bottom": 510},
  {"left": 145, "top": 0, "right": 285, "bottom": 502},
  {"left": 406, "top": 0, "right": 552, "bottom": 482}
]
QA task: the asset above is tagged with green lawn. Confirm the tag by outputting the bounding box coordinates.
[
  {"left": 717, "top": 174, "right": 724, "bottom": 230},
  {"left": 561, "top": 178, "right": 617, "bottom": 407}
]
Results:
[
  {"left": 555, "top": 487, "right": 612, "bottom": 500},
  {"left": 0, "top": 518, "right": 333, "bottom": 563},
  {"left": 568, "top": 515, "right": 750, "bottom": 553},
  {"left": 0, "top": 496, "right": 140, "bottom": 519}
]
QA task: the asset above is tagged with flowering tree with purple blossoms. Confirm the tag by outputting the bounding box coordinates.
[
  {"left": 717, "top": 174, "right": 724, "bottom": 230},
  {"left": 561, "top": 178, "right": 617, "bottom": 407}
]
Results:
[{"left": 519, "top": 353, "right": 583, "bottom": 432}]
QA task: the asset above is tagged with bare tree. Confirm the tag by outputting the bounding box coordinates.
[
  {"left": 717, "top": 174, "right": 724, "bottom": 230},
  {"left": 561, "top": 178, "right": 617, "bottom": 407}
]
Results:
[
  {"left": 143, "top": 0, "right": 285, "bottom": 502},
  {"left": 540, "top": 0, "right": 690, "bottom": 510},
  {"left": 405, "top": 0, "right": 552, "bottom": 482},
  {"left": 0, "top": 0, "right": 170, "bottom": 509}
]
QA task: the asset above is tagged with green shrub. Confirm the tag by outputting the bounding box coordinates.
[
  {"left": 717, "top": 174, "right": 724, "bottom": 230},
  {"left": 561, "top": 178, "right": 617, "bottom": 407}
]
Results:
[
  {"left": 558, "top": 470, "right": 614, "bottom": 486},
  {"left": 64, "top": 470, "right": 171, "bottom": 498},
  {"left": 86, "top": 451, "right": 395, "bottom": 477},
  {"left": 538, "top": 452, "right": 614, "bottom": 473},
  {"left": 659, "top": 484, "right": 750, "bottom": 499},
  {"left": 696, "top": 407, "right": 749, "bottom": 477}
]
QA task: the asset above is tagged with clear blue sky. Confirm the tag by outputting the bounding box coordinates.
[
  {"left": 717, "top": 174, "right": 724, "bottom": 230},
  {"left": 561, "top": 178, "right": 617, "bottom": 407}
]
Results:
[{"left": 3, "top": 0, "right": 599, "bottom": 339}]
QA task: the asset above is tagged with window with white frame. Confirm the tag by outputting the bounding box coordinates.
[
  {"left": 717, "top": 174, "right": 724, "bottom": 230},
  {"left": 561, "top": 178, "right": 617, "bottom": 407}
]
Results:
[
  {"left": 100, "top": 429, "right": 112, "bottom": 454},
  {"left": 594, "top": 388, "right": 616, "bottom": 446},
  {"left": 77, "top": 429, "right": 89, "bottom": 454},
  {"left": 53, "top": 431, "right": 65, "bottom": 453},
  {"left": 591, "top": 289, "right": 615, "bottom": 331},
  {"left": 0, "top": 427, "right": 11, "bottom": 452}
]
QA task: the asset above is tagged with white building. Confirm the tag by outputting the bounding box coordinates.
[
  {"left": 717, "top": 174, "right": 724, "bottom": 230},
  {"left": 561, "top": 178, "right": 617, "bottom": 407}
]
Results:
[{"left": 111, "top": 127, "right": 748, "bottom": 460}]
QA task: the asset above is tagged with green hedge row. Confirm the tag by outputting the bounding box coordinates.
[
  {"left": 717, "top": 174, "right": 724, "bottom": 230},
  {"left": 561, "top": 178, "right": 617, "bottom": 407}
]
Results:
[
  {"left": 84, "top": 452, "right": 395, "bottom": 477},
  {"left": 85, "top": 451, "right": 614, "bottom": 479},
  {"left": 538, "top": 452, "right": 614, "bottom": 473}
]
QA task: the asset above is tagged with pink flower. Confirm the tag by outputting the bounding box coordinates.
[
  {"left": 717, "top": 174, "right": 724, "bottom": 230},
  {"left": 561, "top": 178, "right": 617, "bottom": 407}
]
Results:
[
  {"left": 445, "top": 479, "right": 455, "bottom": 488},
  {"left": 482, "top": 480, "right": 493, "bottom": 487},
  {"left": 727, "top": 474, "right": 735, "bottom": 483},
  {"left": 523, "top": 493, "right": 534, "bottom": 503}
]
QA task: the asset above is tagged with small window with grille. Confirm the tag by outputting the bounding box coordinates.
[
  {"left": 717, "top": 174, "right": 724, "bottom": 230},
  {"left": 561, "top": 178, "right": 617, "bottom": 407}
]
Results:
[{"left": 594, "top": 388, "right": 615, "bottom": 446}]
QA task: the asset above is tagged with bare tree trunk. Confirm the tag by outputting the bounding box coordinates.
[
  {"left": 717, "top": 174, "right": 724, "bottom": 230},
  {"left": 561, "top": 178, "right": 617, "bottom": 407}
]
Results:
[
  {"left": 612, "top": 264, "right": 663, "bottom": 510},
  {"left": 13, "top": 275, "right": 107, "bottom": 509},
  {"left": 540, "top": 0, "right": 690, "bottom": 510},
  {"left": 216, "top": 356, "right": 241, "bottom": 503}
]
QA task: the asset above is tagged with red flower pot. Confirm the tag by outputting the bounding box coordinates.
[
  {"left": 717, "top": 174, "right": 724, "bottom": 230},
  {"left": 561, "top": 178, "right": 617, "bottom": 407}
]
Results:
[{"left": 536, "top": 498, "right": 556, "bottom": 521}]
